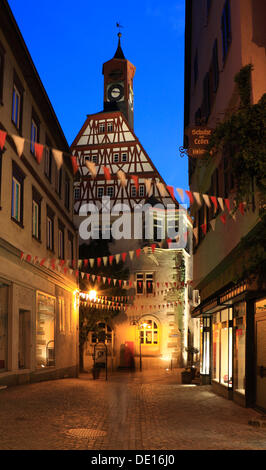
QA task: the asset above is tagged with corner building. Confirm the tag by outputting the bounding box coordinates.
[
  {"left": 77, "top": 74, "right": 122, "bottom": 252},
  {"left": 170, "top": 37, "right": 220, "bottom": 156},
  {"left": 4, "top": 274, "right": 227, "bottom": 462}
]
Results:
[
  {"left": 72, "top": 35, "right": 197, "bottom": 371},
  {"left": 0, "top": 1, "right": 79, "bottom": 386},
  {"left": 184, "top": 0, "right": 266, "bottom": 409}
]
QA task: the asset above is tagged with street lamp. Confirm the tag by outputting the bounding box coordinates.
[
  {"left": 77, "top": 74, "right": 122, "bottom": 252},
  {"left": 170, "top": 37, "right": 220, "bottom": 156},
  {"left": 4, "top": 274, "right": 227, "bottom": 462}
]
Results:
[{"left": 88, "top": 290, "right": 97, "bottom": 302}]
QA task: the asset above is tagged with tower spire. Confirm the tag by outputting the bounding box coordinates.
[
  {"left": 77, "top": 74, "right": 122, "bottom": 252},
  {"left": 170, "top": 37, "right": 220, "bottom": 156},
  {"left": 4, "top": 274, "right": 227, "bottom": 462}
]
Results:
[{"left": 114, "top": 29, "right": 126, "bottom": 60}]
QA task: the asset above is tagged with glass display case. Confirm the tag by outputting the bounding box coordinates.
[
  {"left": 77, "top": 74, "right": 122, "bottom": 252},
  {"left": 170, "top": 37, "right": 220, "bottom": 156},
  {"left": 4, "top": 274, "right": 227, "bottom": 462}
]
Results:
[{"left": 36, "top": 292, "right": 55, "bottom": 368}]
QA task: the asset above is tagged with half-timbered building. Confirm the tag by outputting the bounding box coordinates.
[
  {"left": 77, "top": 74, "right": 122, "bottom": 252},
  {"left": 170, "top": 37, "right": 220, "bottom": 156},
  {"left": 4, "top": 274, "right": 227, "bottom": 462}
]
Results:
[{"left": 71, "top": 34, "right": 195, "bottom": 371}]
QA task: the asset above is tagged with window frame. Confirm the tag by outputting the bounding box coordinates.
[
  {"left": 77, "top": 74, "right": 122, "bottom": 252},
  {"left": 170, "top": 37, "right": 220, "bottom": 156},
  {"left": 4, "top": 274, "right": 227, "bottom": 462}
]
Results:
[
  {"left": 97, "top": 186, "right": 104, "bottom": 198},
  {"left": 106, "top": 186, "right": 114, "bottom": 198},
  {"left": 11, "top": 161, "right": 25, "bottom": 226},
  {"left": 46, "top": 205, "right": 55, "bottom": 252},
  {"left": 30, "top": 109, "right": 40, "bottom": 155},
  {"left": 58, "top": 221, "right": 65, "bottom": 260},
  {"left": 64, "top": 172, "right": 70, "bottom": 210},
  {"left": 32, "top": 186, "right": 42, "bottom": 242},
  {"left": 139, "top": 319, "right": 158, "bottom": 345},
  {"left": 44, "top": 137, "right": 52, "bottom": 182}
]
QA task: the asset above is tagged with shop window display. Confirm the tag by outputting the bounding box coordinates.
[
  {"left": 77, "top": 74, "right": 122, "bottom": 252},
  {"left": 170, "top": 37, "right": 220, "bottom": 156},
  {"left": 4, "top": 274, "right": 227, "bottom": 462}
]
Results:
[
  {"left": 212, "top": 314, "right": 220, "bottom": 382},
  {"left": 212, "top": 309, "right": 233, "bottom": 387},
  {"left": 36, "top": 293, "right": 55, "bottom": 368},
  {"left": 234, "top": 302, "right": 246, "bottom": 394},
  {"left": 200, "top": 317, "right": 210, "bottom": 375}
]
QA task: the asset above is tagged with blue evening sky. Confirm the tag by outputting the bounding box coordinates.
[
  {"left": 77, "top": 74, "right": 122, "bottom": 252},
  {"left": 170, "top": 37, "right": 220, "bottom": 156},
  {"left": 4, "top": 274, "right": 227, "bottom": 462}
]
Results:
[{"left": 8, "top": 0, "right": 188, "bottom": 191}]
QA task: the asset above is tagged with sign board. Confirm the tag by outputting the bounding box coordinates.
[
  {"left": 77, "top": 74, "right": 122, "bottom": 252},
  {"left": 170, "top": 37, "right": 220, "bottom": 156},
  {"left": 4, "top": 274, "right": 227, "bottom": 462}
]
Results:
[{"left": 185, "top": 127, "right": 213, "bottom": 158}]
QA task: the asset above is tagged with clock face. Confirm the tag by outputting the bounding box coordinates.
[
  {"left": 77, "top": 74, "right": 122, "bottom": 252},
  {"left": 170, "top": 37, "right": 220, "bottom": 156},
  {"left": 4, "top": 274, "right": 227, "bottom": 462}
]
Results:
[{"left": 107, "top": 83, "right": 124, "bottom": 102}]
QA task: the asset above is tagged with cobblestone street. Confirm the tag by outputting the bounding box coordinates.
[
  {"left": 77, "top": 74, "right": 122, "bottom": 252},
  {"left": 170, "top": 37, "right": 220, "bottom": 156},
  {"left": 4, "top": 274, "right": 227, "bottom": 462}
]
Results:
[{"left": 0, "top": 369, "right": 265, "bottom": 450}]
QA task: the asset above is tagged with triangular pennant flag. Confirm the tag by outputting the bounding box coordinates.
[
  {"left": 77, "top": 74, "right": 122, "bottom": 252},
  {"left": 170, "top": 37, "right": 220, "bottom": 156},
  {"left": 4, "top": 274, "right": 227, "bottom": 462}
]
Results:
[
  {"left": 167, "top": 185, "right": 175, "bottom": 199},
  {"left": 86, "top": 160, "right": 97, "bottom": 178},
  {"left": 117, "top": 170, "right": 127, "bottom": 187},
  {"left": 211, "top": 196, "right": 218, "bottom": 211},
  {"left": 203, "top": 194, "right": 211, "bottom": 208},
  {"left": 84, "top": 259, "right": 89, "bottom": 268},
  {"left": 210, "top": 219, "right": 216, "bottom": 231},
  {"left": 185, "top": 190, "right": 194, "bottom": 205},
  {"left": 239, "top": 202, "right": 245, "bottom": 216},
  {"left": 78, "top": 260, "right": 82, "bottom": 268},
  {"left": 225, "top": 199, "right": 230, "bottom": 212},
  {"left": 114, "top": 279, "right": 118, "bottom": 286},
  {"left": 89, "top": 258, "right": 95, "bottom": 268},
  {"left": 34, "top": 143, "right": 44, "bottom": 164},
  {"left": 0, "top": 130, "right": 7, "bottom": 150},
  {"left": 121, "top": 252, "right": 127, "bottom": 262},
  {"left": 156, "top": 181, "right": 167, "bottom": 197},
  {"left": 115, "top": 253, "right": 121, "bottom": 264},
  {"left": 12, "top": 135, "right": 25, "bottom": 157},
  {"left": 136, "top": 248, "right": 141, "bottom": 257},
  {"left": 220, "top": 213, "right": 226, "bottom": 224},
  {"left": 193, "top": 192, "right": 202, "bottom": 207},
  {"left": 176, "top": 188, "right": 184, "bottom": 202},
  {"left": 86, "top": 273, "right": 90, "bottom": 280},
  {"left": 193, "top": 227, "right": 198, "bottom": 239},
  {"left": 103, "top": 166, "right": 111, "bottom": 181},
  {"left": 144, "top": 178, "right": 152, "bottom": 196},
  {"left": 52, "top": 149, "right": 63, "bottom": 170},
  {"left": 102, "top": 277, "right": 106, "bottom": 284},
  {"left": 91, "top": 274, "right": 96, "bottom": 282},
  {"left": 103, "top": 256, "right": 108, "bottom": 267},
  {"left": 218, "top": 197, "right": 224, "bottom": 211},
  {"left": 131, "top": 175, "right": 139, "bottom": 191},
  {"left": 81, "top": 272, "right": 85, "bottom": 279},
  {"left": 109, "top": 255, "right": 114, "bottom": 265},
  {"left": 71, "top": 155, "right": 79, "bottom": 175},
  {"left": 201, "top": 224, "right": 207, "bottom": 235},
  {"left": 151, "top": 244, "right": 156, "bottom": 253},
  {"left": 129, "top": 250, "right": 134, "bottom": 261},
  {"left": 20, "top": 252, "right": 25, "bottom": 261},
  {"left": 97, "top": 257, "right": 101, "bottom": 267}
]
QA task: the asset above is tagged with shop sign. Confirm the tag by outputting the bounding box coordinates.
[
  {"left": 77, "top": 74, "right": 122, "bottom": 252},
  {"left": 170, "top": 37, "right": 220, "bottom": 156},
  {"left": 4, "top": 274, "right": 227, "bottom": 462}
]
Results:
[{"left": 185, "top": 127, "right": 213, "bottom": 158}]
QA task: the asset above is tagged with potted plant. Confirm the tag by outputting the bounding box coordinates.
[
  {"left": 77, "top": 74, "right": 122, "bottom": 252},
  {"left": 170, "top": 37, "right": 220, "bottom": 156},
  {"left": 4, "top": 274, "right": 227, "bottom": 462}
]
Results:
[{"left": 181, "top": 346, "right": 199, "bottom": 384}]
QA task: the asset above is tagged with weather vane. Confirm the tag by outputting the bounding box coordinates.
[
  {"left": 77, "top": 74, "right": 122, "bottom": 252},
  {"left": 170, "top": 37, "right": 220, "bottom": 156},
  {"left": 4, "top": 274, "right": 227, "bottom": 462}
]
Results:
[{"left": 116, "top": 22, "right": 124, "bottom": 35}]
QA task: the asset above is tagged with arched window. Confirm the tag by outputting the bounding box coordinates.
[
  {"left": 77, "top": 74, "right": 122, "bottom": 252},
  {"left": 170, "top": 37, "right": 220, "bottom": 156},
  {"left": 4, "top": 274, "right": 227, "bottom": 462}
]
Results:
[{"left": 139, "top": 319, "right": 158, "bottom": 345}]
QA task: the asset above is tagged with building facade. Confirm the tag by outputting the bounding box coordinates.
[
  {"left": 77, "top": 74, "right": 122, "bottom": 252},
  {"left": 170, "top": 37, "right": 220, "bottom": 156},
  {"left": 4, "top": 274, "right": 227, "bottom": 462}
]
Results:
[
  {"left": 72, "top": 35, "right": 197, "bottom": 372},
  {"left": 184, "top": 0, "right": 266, "bottom": 408},
  {"left": 0, "top": 0, "right": 79, "bottom": 386}
]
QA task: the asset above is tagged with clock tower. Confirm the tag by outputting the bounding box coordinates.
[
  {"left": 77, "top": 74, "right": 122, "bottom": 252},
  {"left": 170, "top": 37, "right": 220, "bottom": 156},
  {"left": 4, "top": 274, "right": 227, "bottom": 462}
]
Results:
[{"left": 102, "top": 33, "right": 136, "bottom": 130}]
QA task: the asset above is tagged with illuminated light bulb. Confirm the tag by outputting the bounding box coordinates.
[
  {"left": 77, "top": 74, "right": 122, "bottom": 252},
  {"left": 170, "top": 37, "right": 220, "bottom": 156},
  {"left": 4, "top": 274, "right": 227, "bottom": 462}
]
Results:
[{"left": 88, "top": 290, "right": 97, "bottom": 302}]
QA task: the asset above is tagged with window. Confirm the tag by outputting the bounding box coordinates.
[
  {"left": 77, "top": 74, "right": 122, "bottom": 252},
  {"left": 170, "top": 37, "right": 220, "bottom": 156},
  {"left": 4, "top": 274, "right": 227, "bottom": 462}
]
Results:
[
  {"left": 200, "top": 317, "right": 211, "bottom": 375},
  {"left": 30, "top": 110, "right": 40, "bottom": 155},
  {"left": 11, "top": 161, "right": 25, "bottom": 225},
  {"left": 212, "top": 39, "right": 219, "bottom": 92},
  {"left": 74, "top": 186, "right": 80, "bottom": 200},
  {"left": 107, "top": 186, "right": 114, "bottom": 197},
  {"left": 58, "top": 298, "right": 65, "bottom": 333},
  {"left": 113, "top": 153, "right": 119, "bottom": 163},
  {"left": 99, "top": 123, "right": 105, "bottom": 133},
  {"left": 234, "top": 302, "right": 246, "bottom": 395},
  {"left": 44, "top": 140, "right": 52, "bottom": 181},
  {"left": 0, "top": 42, "right": 5, "bottom": 104},
  {"left": 136, "top": 273, "right": 144, "bottom": 294},
  {"left": 221, "top": 0, "right": 232, "bottom": 62},
  {"left": 0, "top": 283, "right": 8, "bottom": 371},
  {"left": 136, "top": 273, "right": 154, "bottom": 295},
  {"left": 68, "top": 231, "right": 74, "bottom": 265},
  {"left": 131, "top": 185, "right": 137, "bottom": 197},
  {"left": 207, "top": 0, "right": 212, "bottom": 16},
  {"left": 56, "top": 167, "right": 62, "bottom": 197},
  {"left": 92, "top": 155, "right": 98, "bottom": 164},
  {"left": 97, "top": 186, "right": 104, "bottom": 198},
  {"left": 139, "top": 319, "right": 158, "bottom": 345},
  {"left": 107, "top": 122, "right": 113, "bottom": 132},
  {"left": 36, "top": 293, "right": 55, "bottom": 368},
  {"left": 58, "top": 221, "right": 65, "bottom": 259},
  {"left": 146, "top": 273, "right": 154, "bottom": 294},
  {"left": 139, "top": 184, "right": 145, "bottom": 198},
  {"left": 32, "top": 187, "right": 42, "bottom": 241},
  {"left": 64, "top": 173, "right": 70, "bottom": 210},
  {"left": 11, "top": 84, "right": 21, "bottom": 129},
  {"left": 121, "top": 152, "right": 127, "bottom": 162},
  {"left": 46, "top": 206, "right": 54, "bottom": 251},
  {"left": 194, "top": 50, "right": 198, "bottom": 86},
  {"left": 212, "top": 309, "right": 233, "bottom": 388}
]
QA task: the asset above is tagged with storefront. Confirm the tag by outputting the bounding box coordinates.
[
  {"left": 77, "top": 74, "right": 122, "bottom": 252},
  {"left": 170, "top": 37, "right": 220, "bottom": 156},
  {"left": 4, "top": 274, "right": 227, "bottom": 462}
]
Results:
[
  {"left": 36, "top": 292, "right": 56, "bottom": 369},
  {"left": 195, "top": 282, "right": 263, "bottom": 407}
]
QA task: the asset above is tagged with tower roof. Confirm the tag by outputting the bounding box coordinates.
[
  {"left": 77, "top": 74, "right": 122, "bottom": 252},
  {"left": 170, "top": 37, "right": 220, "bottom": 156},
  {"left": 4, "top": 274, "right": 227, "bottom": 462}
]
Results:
[{"left": 113, "top": 32, "right": 126, "bottom": 60}]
